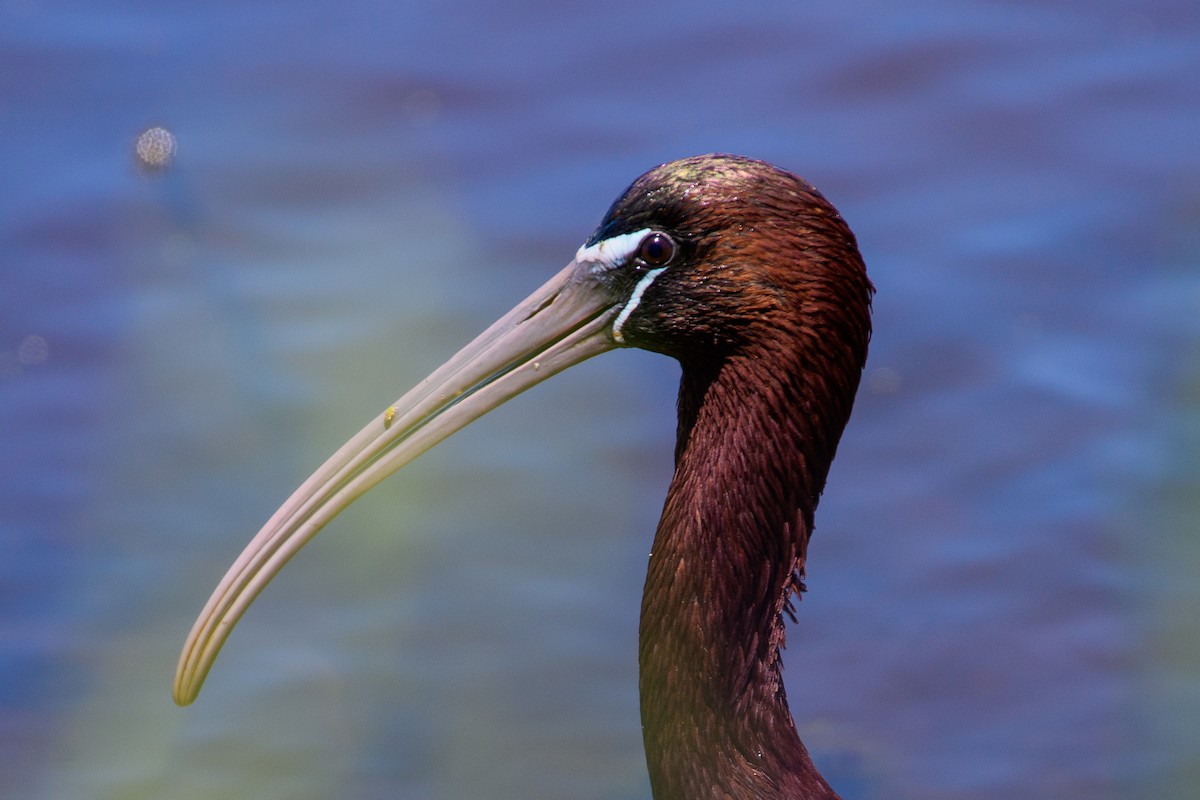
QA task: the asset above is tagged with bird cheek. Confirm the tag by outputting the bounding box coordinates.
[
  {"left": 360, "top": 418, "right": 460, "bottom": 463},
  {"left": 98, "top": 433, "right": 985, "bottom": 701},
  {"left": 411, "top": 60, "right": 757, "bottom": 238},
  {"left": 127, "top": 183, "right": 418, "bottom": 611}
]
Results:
[
  {"left": 611, "top": 312, "right": 654, "bottom": 350},
  {"left": 612, "top": 306, "right": 677, "bottom": 356}
]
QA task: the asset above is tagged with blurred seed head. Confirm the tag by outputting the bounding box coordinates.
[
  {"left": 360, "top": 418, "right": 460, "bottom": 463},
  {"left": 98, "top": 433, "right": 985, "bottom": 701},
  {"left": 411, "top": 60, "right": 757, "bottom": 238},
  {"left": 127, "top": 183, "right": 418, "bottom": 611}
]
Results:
[{"left": 135, "top": 126, "right": 177, "bottom": 172}]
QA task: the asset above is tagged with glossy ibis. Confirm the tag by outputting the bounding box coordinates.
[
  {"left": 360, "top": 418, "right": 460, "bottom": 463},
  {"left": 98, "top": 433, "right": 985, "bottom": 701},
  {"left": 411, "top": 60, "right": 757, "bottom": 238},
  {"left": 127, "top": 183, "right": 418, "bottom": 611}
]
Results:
[{"left": 175, "top": 154, "right": 873, "bottom": 799}]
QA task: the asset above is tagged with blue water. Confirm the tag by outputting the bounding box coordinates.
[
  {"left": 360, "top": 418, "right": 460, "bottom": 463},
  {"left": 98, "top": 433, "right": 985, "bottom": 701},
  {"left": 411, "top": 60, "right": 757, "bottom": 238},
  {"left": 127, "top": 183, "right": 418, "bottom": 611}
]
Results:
[{"left": 3, "top": 2, "right": 1198, "bottom": 798}]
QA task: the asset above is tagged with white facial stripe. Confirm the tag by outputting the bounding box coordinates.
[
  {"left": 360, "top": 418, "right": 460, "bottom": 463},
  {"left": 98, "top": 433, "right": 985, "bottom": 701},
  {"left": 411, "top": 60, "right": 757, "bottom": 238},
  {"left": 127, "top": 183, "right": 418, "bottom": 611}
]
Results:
[
  {"left": 575, "top": 228, "right": 651, "bottom": 273},
  {"left": 612, "top": 266, "right": 667, "bottom": 345}
]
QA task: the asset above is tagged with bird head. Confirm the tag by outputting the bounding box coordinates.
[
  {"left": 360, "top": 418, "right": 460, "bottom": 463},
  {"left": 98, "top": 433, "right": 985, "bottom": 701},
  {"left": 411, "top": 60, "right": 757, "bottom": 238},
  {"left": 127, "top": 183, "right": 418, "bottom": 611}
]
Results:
[
  {"left": 583, "top": 155, "right": 869, "bottom": 368},
  {"left": 172, "top": 154, "right": 870, "bottom": 705}
]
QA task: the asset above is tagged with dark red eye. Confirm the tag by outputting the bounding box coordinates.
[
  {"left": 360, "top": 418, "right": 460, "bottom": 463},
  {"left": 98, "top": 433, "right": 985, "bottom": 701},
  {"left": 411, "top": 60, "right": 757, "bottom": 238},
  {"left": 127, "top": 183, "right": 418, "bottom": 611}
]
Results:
[{"left": 637, "top": 232, "right": 676, "bottom": 267}]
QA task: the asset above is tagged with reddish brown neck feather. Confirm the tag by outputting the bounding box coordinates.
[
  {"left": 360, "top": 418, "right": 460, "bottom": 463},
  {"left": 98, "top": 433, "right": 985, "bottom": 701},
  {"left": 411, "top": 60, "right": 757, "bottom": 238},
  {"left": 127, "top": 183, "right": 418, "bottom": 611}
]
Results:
[{"left": 637, "top": 190, "right": 871, "bottom": 799}]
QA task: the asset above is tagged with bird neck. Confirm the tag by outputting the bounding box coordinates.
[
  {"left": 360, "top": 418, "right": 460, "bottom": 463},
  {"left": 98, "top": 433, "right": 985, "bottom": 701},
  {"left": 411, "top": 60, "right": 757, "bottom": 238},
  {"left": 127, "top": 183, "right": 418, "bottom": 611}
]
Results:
[{"left": 638, "top": 347, "right": 852, "bottom": 800}]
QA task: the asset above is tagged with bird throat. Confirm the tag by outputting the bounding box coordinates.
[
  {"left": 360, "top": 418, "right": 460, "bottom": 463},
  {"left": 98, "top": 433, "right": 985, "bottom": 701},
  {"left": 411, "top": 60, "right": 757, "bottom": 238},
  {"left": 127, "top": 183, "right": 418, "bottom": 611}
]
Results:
[{"left": 638, "top": 351, "right": 848, "bottom": 800}]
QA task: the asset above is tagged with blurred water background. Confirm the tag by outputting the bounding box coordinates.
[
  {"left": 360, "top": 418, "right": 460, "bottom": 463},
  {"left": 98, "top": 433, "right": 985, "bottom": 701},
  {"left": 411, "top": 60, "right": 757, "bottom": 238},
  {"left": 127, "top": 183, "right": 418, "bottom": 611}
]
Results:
[{"left": 2, "top": 2, "right": 1199, "bottom": 798}]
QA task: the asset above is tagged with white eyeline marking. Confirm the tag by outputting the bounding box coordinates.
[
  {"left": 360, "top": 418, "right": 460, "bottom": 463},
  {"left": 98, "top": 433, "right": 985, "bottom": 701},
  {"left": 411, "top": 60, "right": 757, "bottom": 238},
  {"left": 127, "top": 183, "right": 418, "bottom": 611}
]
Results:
[
  {"left": 612, "top": 266, "right": 666, "bottom": 345},
  {"left": 575, "top": 228, "right": 651, "bottom": 274}
]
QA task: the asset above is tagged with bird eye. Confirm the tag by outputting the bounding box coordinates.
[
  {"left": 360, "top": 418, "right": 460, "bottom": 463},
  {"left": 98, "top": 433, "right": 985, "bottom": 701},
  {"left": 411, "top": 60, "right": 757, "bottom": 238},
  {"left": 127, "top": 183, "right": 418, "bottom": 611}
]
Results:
[{"left": 636, "top": 232, "right": 675, "bottom": 268}]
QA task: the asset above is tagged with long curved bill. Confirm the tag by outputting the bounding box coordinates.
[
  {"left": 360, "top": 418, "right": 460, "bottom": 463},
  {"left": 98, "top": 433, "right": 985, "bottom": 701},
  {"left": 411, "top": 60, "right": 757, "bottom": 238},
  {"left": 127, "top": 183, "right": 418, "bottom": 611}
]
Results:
[{"left": 174, "top": 260, "right": 619, "bottom": 705}]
